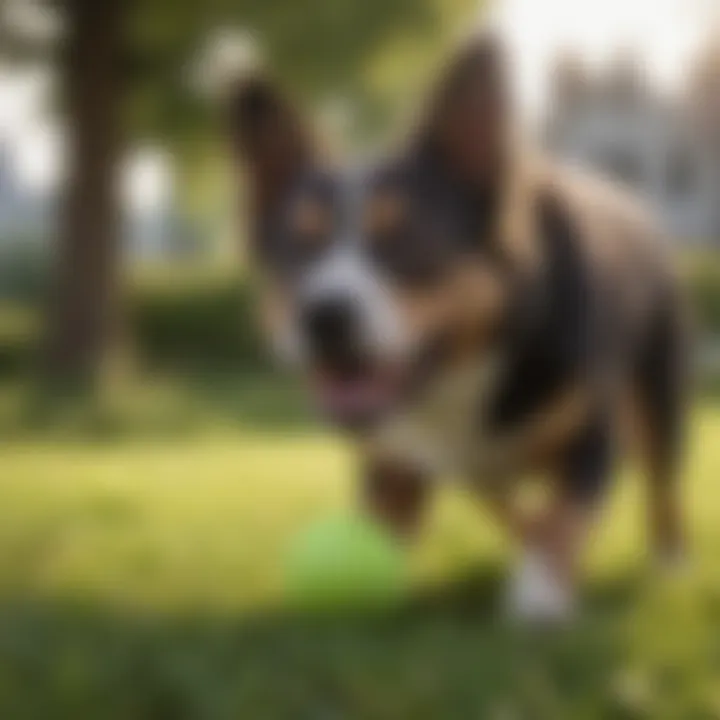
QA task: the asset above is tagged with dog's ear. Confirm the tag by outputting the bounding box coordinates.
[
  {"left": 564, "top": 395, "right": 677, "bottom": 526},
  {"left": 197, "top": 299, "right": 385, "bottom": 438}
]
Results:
[
  {"left": 228, "top": 75, "right": 313, "bottom": 215},
  {"left": 419, "top": 32, "right": 512, "bottom": 185},
  {"left": 418, "top": 34, "right": 541, "bottom": 274}
]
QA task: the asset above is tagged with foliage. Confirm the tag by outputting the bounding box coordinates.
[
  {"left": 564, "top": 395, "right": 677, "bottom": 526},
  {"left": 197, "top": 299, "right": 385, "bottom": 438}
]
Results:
[
  {"left": 0, "top": 235, "right": 50, "bottom": 304},
  {"left": 126, "top": 0, "right": 477, "bottom": 148},
  {"left": 1, "top": 250, "right": 720, "bottom": 379},
  {"left": 3, "top": 0, "right": 479, "bottom": 230},
  {"left": 127, "top": 268, "right": 266, "bottom": 372},
  {"left": 683, "top": 252, "right": 720, "bottom": 337},
  {"left": 0, "top": 305, "right": 38, "bottom": 378}
]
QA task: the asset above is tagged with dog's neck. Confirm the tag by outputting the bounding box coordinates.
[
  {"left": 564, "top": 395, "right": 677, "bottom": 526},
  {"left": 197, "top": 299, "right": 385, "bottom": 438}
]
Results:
[{"left": 365, "top": 353, "right": 502, "bottom": 475}]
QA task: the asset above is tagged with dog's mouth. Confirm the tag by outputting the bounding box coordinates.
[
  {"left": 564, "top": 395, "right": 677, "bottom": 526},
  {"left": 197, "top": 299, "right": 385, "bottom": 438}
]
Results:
[
  {"left": 308, "top": 336, "right": 450, "bottom": 431},
  {"left": 310, "top": 360, "right": 402, "bottom": 430}
]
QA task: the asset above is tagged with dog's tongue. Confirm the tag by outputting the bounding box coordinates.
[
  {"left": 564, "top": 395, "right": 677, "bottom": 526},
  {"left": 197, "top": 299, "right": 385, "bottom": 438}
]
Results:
[{"left": 312, "top": 372, "right": 391, "bottom": 423}]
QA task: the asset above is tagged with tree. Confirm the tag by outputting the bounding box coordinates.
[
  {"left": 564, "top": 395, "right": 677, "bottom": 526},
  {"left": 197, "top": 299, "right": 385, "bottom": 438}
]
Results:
[
  {"left": 43, "top": 0, "right": 125, "bottom": 385},
  {"left": 3, "top": 0, "right": 477, "bottom": 389}
]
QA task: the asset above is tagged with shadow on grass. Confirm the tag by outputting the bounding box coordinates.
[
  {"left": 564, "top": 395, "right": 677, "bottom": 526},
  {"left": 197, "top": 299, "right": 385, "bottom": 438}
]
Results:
[
  {"left": 179, "top": 372, "right": 315, "bottom": 430},
  {"left": 1, "top": 370, "right": 719, "bottom": 443},
  {"left": 0, "top": 566, "right": 702, "bottom": 720},
  {"left": 0, "top": 373, "right": 318, "bottom": 442}
]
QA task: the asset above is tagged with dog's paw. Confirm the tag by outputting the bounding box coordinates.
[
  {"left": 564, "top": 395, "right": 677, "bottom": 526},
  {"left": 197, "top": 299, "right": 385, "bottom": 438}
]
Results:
[{"left": 505, "top": 551, "right": 575, "bottom": 624}]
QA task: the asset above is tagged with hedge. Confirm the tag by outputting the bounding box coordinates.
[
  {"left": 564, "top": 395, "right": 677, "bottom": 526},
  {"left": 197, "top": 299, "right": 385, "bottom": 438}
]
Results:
[
  {"left": 127, "top": 272, "right": 266, "bottom": 371},
  {"left": 0, "top": 307, "right": 38, "bottom": 377},
  {"left": 0, "top": 270, "right": 268, "bottom": 377},
  {"left": 0, "top": 255, "right": 719, "bottom": 379},
  {"left": 0, "top": 235, "right": 50, "bottom": 304},
  {"left": 683, "top": 255, "right": 720, "bottom": 338}
]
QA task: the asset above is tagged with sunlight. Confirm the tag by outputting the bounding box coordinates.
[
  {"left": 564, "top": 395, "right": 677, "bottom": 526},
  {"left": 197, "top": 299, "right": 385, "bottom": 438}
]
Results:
[{"left": 490, "top": 0, "right": 713, "bottom": 117}]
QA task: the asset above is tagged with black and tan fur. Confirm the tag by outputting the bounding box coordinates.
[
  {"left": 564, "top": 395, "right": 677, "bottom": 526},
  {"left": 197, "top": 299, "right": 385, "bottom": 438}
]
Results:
[{"left": 227, "top": 33, "right": 689, "bottom": 619}]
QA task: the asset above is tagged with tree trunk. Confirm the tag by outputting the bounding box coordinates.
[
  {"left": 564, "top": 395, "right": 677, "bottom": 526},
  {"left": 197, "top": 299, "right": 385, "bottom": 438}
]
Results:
[{"left": 44, "top": 0, "right": 125, "bottom": 389}]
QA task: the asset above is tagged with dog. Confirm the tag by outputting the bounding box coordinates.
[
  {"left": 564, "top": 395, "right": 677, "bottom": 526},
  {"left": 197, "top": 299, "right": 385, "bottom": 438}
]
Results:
[{"left": 227, "top": 34, "right": 689, "bottom": 621}]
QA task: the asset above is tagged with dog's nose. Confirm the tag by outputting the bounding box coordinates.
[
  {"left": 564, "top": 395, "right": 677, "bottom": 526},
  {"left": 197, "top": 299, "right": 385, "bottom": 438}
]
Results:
[{"left": 301, "top": 296, "right": 360, "bottom": 365}]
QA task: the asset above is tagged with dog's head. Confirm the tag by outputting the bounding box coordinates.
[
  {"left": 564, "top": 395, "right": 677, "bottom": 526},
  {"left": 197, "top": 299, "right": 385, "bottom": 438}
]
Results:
[{"left": 229, "top": 34, "right": 537, "bottom": 430}]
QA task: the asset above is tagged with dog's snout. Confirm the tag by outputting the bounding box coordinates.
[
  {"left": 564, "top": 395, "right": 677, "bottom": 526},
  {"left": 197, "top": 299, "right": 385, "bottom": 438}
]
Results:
[{"left": 301, "top": 296, "right": 359, "bottom": 364}]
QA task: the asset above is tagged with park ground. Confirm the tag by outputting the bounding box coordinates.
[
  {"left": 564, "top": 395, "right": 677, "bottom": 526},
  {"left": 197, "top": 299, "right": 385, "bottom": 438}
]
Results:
[{"left": 0, "top": 376, "right": 719, "bottom": 718}]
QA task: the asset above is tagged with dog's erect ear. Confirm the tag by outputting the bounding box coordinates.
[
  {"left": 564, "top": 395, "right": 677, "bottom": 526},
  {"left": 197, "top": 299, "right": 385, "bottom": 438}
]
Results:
[
  {"left": 420, "top": 32, "right": 512, "bottom": 185},
  {"left": 417, "top": 34, "right": 540, "bottom": 274},
  {"left": 228, "top": 76, "right": 313, "bottom": 214}
]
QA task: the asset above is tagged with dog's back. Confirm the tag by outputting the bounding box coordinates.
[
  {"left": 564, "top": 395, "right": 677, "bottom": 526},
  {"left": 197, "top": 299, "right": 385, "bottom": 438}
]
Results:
[{"left": 500, "top": 159, "right": 689, "bottom": 557}]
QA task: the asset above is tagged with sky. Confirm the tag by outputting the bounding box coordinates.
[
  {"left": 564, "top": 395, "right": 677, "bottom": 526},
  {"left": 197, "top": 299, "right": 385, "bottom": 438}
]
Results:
[{"left": 0, "top": 0, "right": 716, "bottom": 211}]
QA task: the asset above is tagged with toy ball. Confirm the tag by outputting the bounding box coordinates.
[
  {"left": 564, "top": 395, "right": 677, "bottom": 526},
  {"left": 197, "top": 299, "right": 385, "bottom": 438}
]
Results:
[{"left": 285, "top": 514, "right": 407, "bottom": 612}]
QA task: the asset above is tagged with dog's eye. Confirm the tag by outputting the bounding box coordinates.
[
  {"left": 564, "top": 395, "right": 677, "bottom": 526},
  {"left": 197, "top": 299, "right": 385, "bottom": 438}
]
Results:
[
  {"left": 364, "top": 193, "right": 407, "bottom": 238},
  {"left": 364, "top": 193, "right": 452, "bottom": 286}
]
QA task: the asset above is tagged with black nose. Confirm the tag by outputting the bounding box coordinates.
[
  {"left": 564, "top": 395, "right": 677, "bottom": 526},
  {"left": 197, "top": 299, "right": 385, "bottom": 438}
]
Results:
[{"left": 301, "top": 296, "right": 359, "bottom": 366}]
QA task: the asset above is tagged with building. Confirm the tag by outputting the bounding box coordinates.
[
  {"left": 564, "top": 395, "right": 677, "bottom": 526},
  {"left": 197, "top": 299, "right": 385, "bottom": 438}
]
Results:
[
  {"left": 544, "top": 46, "right": 720, "bottom": 244},
  {"left": 0, "top": 137, "right": 187, "bottom": 259},
  {"left": 0, "top": 140, "right": 51, "bottom": 241}
]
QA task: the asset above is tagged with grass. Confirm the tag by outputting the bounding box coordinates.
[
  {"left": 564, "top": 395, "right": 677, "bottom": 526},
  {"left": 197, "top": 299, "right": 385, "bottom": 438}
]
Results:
[{"left": 0, "top": 378, "right": 719, "bottom": 718}]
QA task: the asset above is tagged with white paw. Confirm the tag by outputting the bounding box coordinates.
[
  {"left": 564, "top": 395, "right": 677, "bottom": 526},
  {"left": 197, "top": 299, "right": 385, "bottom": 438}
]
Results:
[{"left": 505, "top": 551, "right": 575, "bottom": 623}]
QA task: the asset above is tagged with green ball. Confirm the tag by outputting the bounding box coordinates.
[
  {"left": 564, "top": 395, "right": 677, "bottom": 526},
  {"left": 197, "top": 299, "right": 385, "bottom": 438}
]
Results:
[{"left": 285, "top": 514, "right": 406, "bottom": 612}]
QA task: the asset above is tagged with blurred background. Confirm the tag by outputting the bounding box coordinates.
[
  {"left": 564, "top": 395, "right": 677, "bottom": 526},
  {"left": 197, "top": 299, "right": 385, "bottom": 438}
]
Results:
[{"left": 0, "top": 0, "right": 719, "bottom": 717}]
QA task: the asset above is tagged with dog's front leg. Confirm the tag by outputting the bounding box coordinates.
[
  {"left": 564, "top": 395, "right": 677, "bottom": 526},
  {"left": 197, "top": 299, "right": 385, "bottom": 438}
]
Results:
[
  {"left": 480, "top": 418, "right": 614, "bottom": 623},
  {"left": 478, "top": 486, "right": 595, "bottom": 622},
  {"left": 515, "top": 419, "right": 613, "bottom": 623},
  {"left": 361, "top": 457, "right": 432, "bottom": 540},
  {"left": 504, "top": 497, "right": 596, "bottom": 623}
]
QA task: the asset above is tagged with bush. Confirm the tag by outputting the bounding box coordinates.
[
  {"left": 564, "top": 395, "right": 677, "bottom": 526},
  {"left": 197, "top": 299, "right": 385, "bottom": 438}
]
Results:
[
  {"left": 0, "top": 306, "right": 39, "bottom": 377},
  {"left": 97, "top": 252, "right": 720, "bottom": 373},
  {"left": 127, "top": 253, "right": 720, "bottom": 371},
  {"left": 682, "top": 254, "right": 720, "bottom": 337},
  {"left": 0, "top": 251, "right": 718, "bottom": 381},
  {"left": 0, "top": 268, "right": 268, "bottom": 379},
  {"left": 128, "top": 269, "right": 267, "bottom": 372},
  {"left": 0, "top": 235, "right": 50, "bottom": 304}
]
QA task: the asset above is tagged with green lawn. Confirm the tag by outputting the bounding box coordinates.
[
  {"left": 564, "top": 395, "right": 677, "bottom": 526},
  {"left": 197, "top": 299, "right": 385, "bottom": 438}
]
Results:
[{"left": 0, "top": 381, "right": 719, "bottom": 718}]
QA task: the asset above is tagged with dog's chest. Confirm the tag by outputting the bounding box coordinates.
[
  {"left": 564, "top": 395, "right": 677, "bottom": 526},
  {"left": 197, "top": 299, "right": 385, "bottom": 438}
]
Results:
[{"left": 370, "top": 360, "right": 500, "bottom": 476}]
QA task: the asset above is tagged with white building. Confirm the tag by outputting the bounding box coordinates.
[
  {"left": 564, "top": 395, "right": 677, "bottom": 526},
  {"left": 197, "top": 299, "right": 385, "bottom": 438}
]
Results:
[
  {"left": 0, "top": 137, "right": 189, "bottom": 259},
  {"left": 544, "top": 47, "right": 720, "bottom": 244},
  {"left": 0, "top": 140, "right": 51, "bottom": 241}
]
